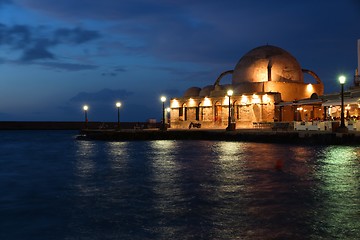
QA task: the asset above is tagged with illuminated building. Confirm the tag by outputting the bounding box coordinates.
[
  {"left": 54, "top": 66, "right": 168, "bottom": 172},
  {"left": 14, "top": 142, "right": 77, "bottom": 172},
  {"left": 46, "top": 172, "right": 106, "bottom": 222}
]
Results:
[{"left": 169, "top": 45, "right": 324, "bottom": 129}]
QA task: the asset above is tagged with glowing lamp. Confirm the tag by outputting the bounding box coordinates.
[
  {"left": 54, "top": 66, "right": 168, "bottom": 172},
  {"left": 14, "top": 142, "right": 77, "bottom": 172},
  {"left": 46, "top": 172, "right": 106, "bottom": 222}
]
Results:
[
  {"left": 160, "top": 96, "right": 166, "bottom": 130},
  {"left": 339, "top": 75, "right": 346, "bottom": 84}
]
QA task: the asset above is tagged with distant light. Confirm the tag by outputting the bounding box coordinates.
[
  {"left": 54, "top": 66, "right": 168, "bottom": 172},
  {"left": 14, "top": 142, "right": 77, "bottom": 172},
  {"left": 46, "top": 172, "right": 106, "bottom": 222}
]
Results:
[
  {"left": 161, "top": 96, "right": 166, "bottom": 102},
  {"left": 116, "top": 102, "right": 121, "bottom": 108},
  {"left": 227, "top": 89, "right": 233, "bottom": 96},
  {"left": 83, "top": 105, "right": 88, "bottom": 111},
  {"left": 339, "top": 75, "right": 346, "bottom": 84},
  {"left": 166, "top": 107, "right": 171, "bottom": 112}
]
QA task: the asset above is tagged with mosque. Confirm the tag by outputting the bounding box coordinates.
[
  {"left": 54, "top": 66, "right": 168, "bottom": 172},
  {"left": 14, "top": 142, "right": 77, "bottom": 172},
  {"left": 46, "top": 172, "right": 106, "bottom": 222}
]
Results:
[{"left": 169, "top": 44, "right": 325, "bottom": 129}]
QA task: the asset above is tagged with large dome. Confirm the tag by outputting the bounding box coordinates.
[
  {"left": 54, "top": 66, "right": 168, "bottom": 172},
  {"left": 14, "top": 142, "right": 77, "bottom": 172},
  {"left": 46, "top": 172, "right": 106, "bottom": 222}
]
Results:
[{"left": 232, "top": 45, "right": 303, "bottom": 84}]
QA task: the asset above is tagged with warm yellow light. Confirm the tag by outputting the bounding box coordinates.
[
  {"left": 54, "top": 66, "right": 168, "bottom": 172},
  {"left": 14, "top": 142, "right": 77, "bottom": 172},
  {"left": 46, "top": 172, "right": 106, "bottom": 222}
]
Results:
[
  {"left": 241, "top": 95, "right": 248, "bottom": 105},
  {"left": 339, "top": 75, "right": 346, "bottom": 84},
  {"left": 257, "top": 71, "right": 267, "bottom": 82},
  {"left": 160, "top": 96, "right": 166, "bottom": 102},
  {"left": 189, "top": 98, "right": 196, "bottom": 107},
  {"left": 203, "top": 97, "right": 212, "bottom": 107},
  {"left": 306, "top": 84, "right": 313, "bottom": 92},
  {"left": 83, "top": 105, "right": 88, "bottom": 111},
  {"left": 227, "top": 89, "right": 233, "bottom": 96},
  {"left": 166, "top": 107, "right": 171, "bottom": 112},
  {"left": 252, "top": 94, "right": 260, "bottom": 104},
  {"left": 170, "top": 99, "right": 180, "bottom": 108},
  {"left": 116, "top": 102, "right": 121, "bottom": 108},
  {"left": 262, "top": 94, "right": 270, "bottom": 103}
]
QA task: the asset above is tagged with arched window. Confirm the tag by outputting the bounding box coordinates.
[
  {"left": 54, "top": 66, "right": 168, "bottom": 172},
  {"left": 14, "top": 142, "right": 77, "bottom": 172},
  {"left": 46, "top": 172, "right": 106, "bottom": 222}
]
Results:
[
  {"left": 196, "top": 103, "right": 201, "bottom": 121},
  {"left": 214, "top": 101, "right": 222, "bottom": 123}
]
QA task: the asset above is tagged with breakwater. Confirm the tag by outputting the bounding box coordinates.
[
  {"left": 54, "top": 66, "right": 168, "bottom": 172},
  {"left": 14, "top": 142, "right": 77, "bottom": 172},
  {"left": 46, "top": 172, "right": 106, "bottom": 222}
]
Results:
[
  {"left": 0, "top": 121, "right": 159, "bottom": 130},
  {"left": 78, "top": 129, "right": 360, "bottom": 145}
]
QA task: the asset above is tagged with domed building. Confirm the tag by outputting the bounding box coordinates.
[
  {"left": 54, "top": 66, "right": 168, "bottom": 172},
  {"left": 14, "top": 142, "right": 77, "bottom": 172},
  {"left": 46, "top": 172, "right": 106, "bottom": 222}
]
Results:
[{"left": 169, "top": 45, "right": 324, "bottom": 129}]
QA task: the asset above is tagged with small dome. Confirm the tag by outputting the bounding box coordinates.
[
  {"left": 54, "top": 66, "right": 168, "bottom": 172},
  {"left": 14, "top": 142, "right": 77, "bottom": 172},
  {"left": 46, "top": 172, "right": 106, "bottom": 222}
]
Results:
[
  {"left": 183, "top": 87, "right": 201, "bottom": 97},
  {"left": 232, "top": 45, "right": 303, "bottom": 84},
  {"left": 199, "top": 85, "right": 214, "bottom": 97}
]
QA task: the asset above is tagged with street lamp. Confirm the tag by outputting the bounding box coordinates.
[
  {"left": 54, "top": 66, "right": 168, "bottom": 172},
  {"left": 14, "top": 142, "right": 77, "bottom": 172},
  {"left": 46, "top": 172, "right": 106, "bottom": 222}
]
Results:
[
  {"left": 338, "top": 75, "right": 348, "bottom": 132},
  {"left": 116, "top": 102, "right": 121, "bottom": 129},
  {"left": 83, "top": 105, "right": 89, "bottom": 128},
  {"left": 166, "top": 107, "right": 171, "bottom": 128},
  {"left": 160, "top": 96, "right": 166, "bottom": 130},
  {"left": 227, "top": 89, "right": 233, "bottom": 130}
]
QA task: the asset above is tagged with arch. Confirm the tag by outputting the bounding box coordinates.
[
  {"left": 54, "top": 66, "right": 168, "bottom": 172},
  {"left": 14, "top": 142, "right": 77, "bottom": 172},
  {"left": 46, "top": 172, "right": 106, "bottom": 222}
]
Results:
[
  {"left": 233, "top": 100, "right": 239, "bottom": 120},
  {"left": 180, "top": 103, "right": 188, "bottom": 121},
  {"left": 196, "top": 102, "right": 201, "bottom": 121},
  {"left": 213, "top": 70, "right": 234, "bottom": 87},
  {"left": 310, "top": 93, "right": 319, "bottom": 99},
  {"left": 214, "top": 101, "right": 222, "bottom": 123},
  {"left": 302, "top": 69, "right": 322, "bottom": 84}
]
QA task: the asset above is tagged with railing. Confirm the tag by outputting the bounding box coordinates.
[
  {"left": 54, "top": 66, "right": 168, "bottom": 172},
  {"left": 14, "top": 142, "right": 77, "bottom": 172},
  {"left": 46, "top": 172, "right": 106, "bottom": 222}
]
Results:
[{"left": 294, "top": 121, "right": 360, "bottom": 131}]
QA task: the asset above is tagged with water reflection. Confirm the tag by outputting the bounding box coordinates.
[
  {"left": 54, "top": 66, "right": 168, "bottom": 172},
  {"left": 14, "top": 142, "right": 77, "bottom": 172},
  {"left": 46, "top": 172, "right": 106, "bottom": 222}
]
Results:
[
  {"left": 70, "top": 139, "right": 360, "bottom": 239},
  {"left": 106, "top": 141, "right": 130, "bottom": 175},
  {"left": 314, "top": 146, "right": 360, "bottom": 237},
  {"left": 150, "top": 140, "right": 182, "bottom": 236},
  {"left": 75, "top": 140, "right": 97, "bottom": 178}
]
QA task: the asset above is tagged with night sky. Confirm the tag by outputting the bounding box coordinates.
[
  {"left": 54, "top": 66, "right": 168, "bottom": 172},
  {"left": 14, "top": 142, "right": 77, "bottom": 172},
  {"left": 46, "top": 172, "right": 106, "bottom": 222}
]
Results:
[{"left": 1, "top": 0, "right": 360, "bottom": 122}]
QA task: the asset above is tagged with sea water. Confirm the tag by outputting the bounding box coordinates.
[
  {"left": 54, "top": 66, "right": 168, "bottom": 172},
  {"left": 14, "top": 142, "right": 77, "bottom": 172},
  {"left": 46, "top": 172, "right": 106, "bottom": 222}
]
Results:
[{"left": 0, "top": 130, "right": 359, "bottom": 240}]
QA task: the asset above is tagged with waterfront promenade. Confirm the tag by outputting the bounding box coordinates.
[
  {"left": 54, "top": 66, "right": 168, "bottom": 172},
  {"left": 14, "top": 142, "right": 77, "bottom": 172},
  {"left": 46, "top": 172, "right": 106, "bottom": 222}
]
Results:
[{"left": 78, "top": 128, "right": 360, "bottom": 145}]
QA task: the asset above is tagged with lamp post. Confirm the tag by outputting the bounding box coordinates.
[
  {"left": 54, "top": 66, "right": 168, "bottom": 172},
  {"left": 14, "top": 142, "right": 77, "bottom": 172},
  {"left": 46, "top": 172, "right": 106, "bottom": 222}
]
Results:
[
  {"left": 227, "top": 89, "right": 233, "bottom": 130},
  {"left": 338, "top": 75, "right": 348, "bottom": 132},
  {"left": 166, "top": 107, "right": 171, "bottom": 127},
  {"left": 83, "top": 105, "right": 88, "bottom": 128},
  {"left": 116, "top": 102, "right": 121, "bottom": 129},
  {"left": 160, "top": 96, "right": 166, "bottom": 130}
]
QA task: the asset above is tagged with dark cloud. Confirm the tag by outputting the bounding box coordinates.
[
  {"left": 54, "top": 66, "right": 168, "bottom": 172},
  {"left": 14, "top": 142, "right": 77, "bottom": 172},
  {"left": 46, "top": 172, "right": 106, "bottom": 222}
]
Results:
[
  {"left": 0, "top": 23, "right": 100, "bottom": 63},
  {"left": 114, "top": 66, "right": 126, "bottom": 72},
  {"left": 54, "top": 27, "right": 100, "bottom": 44},
  {"left": 101, "top": 72, "right": 117, "bottom": 77},
  {"left": 21, "top": 41, "right": 54, "bottom": 61},
  {"left": 69, "top": 88, "right": 133, "bottom": 103},
  {"left": 39, "top": 62, "right": 98, "bottom": 71},
  {"left": 0, "top": 24, "right": 31, "bottom": 48},
  {"left": 101, "top": 66, "right": 127, "bottom": 77}
]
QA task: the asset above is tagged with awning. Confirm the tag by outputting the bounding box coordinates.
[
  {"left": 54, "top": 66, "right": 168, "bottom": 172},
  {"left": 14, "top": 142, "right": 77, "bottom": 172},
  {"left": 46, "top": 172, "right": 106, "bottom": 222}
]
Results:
[
  {"left": 322, "top": 98, "right": 359, "bottom": 107},
  {"left": 276, "top": 99, "right": 323, "bottom": 107}
]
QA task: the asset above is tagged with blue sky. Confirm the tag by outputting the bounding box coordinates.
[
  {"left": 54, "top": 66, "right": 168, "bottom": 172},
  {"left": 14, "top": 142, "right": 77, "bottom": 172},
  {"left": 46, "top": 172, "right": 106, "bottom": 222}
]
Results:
[{"left": 0, "top": 0, "right": 359, "bottom": 122}]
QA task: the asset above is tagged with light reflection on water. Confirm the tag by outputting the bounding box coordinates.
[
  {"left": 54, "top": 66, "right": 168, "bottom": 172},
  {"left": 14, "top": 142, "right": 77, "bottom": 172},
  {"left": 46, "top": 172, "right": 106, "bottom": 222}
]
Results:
[
  {"left": 313, "top": 146, "right": 360, "bottom": 238},
  {"left": 0, "top": 131, "right": 360, "bottom": 240}
]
